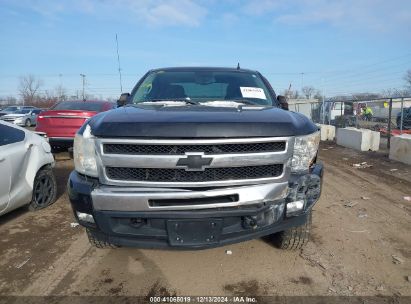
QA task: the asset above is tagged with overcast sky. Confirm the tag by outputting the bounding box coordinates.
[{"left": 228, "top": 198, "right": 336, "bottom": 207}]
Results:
[{"left": 1, "top": 0, "right": 410, "bottom": 99}]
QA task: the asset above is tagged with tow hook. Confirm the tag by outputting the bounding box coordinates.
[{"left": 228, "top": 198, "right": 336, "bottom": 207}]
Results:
[
  {"left": 130, "top": 218, "right": 147, "bottom": 228},
  {"left": 242, "top": 216, "right": 258, "bottom": 230}
]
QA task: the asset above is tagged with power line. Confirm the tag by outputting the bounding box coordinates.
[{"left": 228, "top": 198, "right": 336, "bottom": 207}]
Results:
[
  {"left": 309, "top": 53, "right": 411, "bottom": 84},
  {"left": 321, "top": 61, "right": 410, "bottom": 84}
]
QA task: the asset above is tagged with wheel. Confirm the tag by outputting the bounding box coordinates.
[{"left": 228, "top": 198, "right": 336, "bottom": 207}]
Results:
[
  {"left": 25, "top": 119, "right": 31, "bottom": 127},
  {"left": 271, "top": 212, "right": 312, "bottom": 250},
  {"left": 29, "top": 168, "right": 57, "bottom": 211},
  {"left": 86, "top": 228, "right": 118, "bottom": 249}
]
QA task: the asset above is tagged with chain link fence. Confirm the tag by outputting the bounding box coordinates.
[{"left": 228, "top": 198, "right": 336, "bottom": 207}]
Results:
[
  {"left": 288, "top": 99, "right": 323, "bottom": 123},
  {"left": 288, "top": 97, "right": 411, "bottom": 149}
]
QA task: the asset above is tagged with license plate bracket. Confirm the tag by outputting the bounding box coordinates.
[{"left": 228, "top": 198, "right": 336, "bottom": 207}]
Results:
[{"left": 167, "top": 219, "right": 223, "bottom": 246}]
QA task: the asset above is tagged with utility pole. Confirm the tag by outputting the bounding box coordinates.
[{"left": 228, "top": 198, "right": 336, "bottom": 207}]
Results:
[
  {"left": 80, "top": 74, "right": 86, "bottom": 101},
  {"left": 300, "top": 72, "right": 305, "bottom": 90},
  {"left": 287, "top": 83, "right": 292, "bottom": 99}
]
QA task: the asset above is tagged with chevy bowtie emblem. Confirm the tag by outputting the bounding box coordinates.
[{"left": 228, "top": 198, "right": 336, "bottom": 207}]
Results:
[{"left": 176, "top": 153, "right": 213, "bottom": 171}]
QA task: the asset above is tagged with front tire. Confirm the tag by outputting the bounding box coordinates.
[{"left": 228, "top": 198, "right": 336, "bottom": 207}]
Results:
[
  {"left": 29, "top": 168, "right": 57, "bottom": 211},
  {"left": 25, "top": 119, "right": 31, "bottom": 127},
  {"left": 272, "top": 212, "right": 312, "bottom": 250},
  {"left": 86, "top": 228, "right": 118, "bottom": 249}
]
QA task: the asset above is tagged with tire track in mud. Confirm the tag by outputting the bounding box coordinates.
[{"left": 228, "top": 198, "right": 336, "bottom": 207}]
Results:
[{"left": 21, "top": 234, "right": 95, "bottom": 295}]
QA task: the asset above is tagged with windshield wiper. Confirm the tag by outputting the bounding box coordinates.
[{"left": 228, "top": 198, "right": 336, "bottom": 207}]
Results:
[
  {"left": 142, "top": 98, "right": 198, "bottom": 105},
  {"left": 224, "top": 99, "right": 262, "bottom": 106}
]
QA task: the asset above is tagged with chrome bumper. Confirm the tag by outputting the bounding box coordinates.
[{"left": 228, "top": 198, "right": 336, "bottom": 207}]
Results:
[{"left": 91, "top": 181, "right": 289, "bottom": 212}]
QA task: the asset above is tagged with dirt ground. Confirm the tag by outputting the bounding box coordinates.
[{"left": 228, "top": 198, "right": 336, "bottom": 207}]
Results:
[{"left": 0, "top": 142, "right": 410, "bottom": 299}]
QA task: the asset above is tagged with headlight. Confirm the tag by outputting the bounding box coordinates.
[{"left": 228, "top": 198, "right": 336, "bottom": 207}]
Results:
[
  {"left": 15, "top": 118, "right": 24, "bottom": 123},
  {"left": 291, "top": 131, "right": 320, "bottom": 173},
  {"left": 73, "top": 124, "right": 98, "bottom": 177}
]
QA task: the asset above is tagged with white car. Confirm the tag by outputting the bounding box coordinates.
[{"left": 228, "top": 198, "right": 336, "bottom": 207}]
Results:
[
  {"left": 0, "top": 121, "right": 57, "bottom": 216},
  {"left": 0, "top": 106, "right": 36, "bottom": 118},
  {"left": 1, "top": 108, "right": 42, "bottom": 127}
]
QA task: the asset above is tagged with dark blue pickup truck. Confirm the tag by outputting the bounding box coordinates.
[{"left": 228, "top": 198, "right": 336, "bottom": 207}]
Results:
[{"left": 68, "top": 67, "right": 323, "bottom": 250}]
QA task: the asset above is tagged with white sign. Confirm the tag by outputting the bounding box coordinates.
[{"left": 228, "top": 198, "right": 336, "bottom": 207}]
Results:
[{"left": 240, "top": 87, "right": 267, "bottom": 100}]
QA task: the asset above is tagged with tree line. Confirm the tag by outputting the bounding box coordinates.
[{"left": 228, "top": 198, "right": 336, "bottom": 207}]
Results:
[
  {"left": 0, "top": 74, "right": 115, "bottom": 108},
  {"left": 2, "top": 70, "right": 411, "bottom": 107}
]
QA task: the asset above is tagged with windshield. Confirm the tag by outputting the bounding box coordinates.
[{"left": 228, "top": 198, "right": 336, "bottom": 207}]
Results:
[
  {"left": 14, "top": 109, "right": 31, "bottom": 114},
  {"left": 131, "top": 70, "right": 275, "bottom": 106},
  {"left": 52, "top": 101, "right": 104, "bottom": 112}
]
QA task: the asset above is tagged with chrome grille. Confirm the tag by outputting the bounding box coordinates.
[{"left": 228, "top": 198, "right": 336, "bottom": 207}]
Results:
[
  {"left": 96, "top": 137, "right": 292, "bottom": 187},
  {"left": 103, "top": 142, "right": 286, "bottom": 155},
  {"left": 106, "top": 164, "right": 284, "bottom": 182}
]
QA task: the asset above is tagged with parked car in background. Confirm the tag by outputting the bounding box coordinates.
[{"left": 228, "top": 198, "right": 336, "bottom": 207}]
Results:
[
  {"left": 397, "top": 107, "right": 411, "bottom": 129},
  {"left": 0, "top": 106, "right": 19, "bottom": 117},
  {"left": 35, "top": 100, "right": 115, "bottom": 150},
  {"left": 0, "top": 121, "right": 57, "bottom": 216},
  {"left": 0, "top": 106, "right": 36, "bottom": 117},
  {"left": 321, "top": 101, "right": 355, "bottom": 124},
  {"left": 1, "top": 108, "right": 42, "bottom": 127}
]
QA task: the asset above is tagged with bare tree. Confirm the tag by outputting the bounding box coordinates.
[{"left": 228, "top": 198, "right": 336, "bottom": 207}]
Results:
[
  {"left": 7, "top": 96, "right": 17, "bottom": 104},
  {"left": 18, "top": 75, "right": 43, "bottom": 105},
  {"left": 313, "top": 90, "right": 323, "bottom": 101},
  {"left": 55, "top": 84, "right": 67, "bottom": 101},
  {"left": 0, "top": 96, "right": 18, "bottom": 106},
  {"left": 381, "top": 88, "right": 410, "bottom": 98},
  {"left": 302, "top": 86, "right": 315, "bottom": 99},
  {"left": 352, "top": 92, "right": 381, "bottom": 100},
  {"left": 284, "top": 89, "right": 300, "bottom": 99}
]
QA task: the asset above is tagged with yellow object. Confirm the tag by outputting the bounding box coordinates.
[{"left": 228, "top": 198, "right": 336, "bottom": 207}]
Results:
[{"left": 364, "top": 107, "right": 373, "bottom": 115}]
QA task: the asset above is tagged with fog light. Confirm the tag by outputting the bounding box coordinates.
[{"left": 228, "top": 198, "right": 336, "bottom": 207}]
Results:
[
  {"left": 76, "top": 211, "right": 95, "bottom": 223},
  {"left": 286, "top": 200, "right": 304, "bottom": 217}
]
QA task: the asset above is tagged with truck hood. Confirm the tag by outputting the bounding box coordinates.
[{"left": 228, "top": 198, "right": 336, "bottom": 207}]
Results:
[{"left": 88, "top": 104, "right": 318, "bottom": 138}]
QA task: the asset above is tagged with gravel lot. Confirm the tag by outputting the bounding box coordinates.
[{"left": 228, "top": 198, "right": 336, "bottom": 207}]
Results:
[{"left": 0, "top": 142, "right": 410, "bottom": 298}]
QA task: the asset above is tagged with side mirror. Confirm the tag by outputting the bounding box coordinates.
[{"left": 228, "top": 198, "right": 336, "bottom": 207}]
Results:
[
  {"left": 277, "top": 95, "right": 289, "bottom": 110},
  {"left": 117, "top": 93, "right": 130, "bottom": 107}
]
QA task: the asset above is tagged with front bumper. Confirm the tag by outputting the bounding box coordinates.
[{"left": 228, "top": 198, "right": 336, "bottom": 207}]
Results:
[
  {"left": 0, "top": 118, "right": 29, "bottom": 126},
  {"left": 32, "top": 133, "right": 74, "bottom": 147},
  {"left": 68, "top": 163, "right": 323, "bottom": 249},
  {"left": 1, "top": 118, "right": 17, "bottom": 124},
  {"left": 14, "top": 120, "right": 28, "bottom": 126}
]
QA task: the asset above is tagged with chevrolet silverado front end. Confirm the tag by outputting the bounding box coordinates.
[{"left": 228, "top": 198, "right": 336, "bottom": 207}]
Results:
[{"left": 68, "top": 67, "right": 323, "bottom": 250}]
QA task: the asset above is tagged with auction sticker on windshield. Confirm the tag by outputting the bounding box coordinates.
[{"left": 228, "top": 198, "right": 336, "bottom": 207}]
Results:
[{"left": 240, "top": 87, "right": 267, "bottom": 99}]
